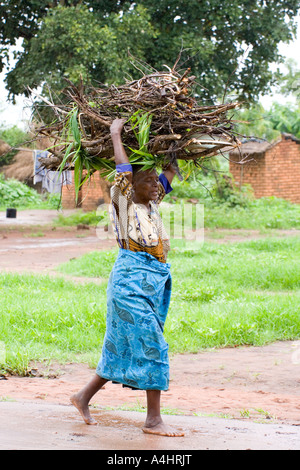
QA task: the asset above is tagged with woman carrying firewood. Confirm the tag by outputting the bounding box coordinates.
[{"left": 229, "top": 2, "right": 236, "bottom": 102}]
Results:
[{"left": 71, "top": 118, "right": 184, "bottom": 437}]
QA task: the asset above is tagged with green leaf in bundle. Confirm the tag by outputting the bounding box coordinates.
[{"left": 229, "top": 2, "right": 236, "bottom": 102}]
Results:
[
  {"left": 74, "top": 153, "right": 83, "bottom": 203},
  {"left": 89, "top": 158, "right": 115, "bottom": 172},
  {"left": 60, "top": 106, "right": 87, "bottom": 200},
  {"left": 129, "top": 110, "right": 153, "bottom": 153},
  {"left": 128, "top": 147, "right": 167, "bottom": 173},
  {"left": 88, "top": 157, "right": 116, "bottom": 182},
  {"left": 129, "top": 110, "right": 140, "bottom": 141},
  {"left": 137, "top": 113, "right": 152, "bottom": 150},
  {"left": 57, "top": 142, "right": 74, "bottom": 181},
  {"left": 127, "top": 147, "right": 155, "bottom": 159},
  {"left": 69, "top": 107, "right": 81, "bottom": 147},
  {"left": 127, "top": 110, "right": 168, "bottom": 172}
]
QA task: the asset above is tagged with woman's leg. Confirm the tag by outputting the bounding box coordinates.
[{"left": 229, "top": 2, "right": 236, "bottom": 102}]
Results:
[
  {"left": 143, "top": 390, "right": 184, "bottom": 437},
  {"left": 70, "top": 374, "right": 108, "bottom": 425}
]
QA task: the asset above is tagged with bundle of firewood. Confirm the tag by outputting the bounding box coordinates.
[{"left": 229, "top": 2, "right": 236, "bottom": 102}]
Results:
[{"left": 34, "top": 64, "right": 241, "bottom": 180}]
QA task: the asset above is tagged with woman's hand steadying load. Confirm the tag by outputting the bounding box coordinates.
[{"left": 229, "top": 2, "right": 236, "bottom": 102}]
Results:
[{"left": 110, "top": 118, "right": 127, "bottom": 136}]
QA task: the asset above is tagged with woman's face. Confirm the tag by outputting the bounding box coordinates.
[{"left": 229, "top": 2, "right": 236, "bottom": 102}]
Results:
[{"left": 133, "top": 169, "right": 159, "bottom": 203}]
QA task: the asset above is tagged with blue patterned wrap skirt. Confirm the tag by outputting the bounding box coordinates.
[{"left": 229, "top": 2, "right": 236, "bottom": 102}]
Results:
[{"left": 96, "top": 249, "right": 172, "bottom": 391}]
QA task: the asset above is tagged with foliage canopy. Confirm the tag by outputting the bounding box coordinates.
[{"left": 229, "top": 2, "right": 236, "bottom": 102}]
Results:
[{"left": 1, "top": 0, "right": 299, "bottom": 102}]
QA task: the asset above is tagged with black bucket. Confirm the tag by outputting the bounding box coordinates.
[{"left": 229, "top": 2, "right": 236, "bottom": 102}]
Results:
[{"left": 6, "top": 208, "right": 17, "bottom": 219}]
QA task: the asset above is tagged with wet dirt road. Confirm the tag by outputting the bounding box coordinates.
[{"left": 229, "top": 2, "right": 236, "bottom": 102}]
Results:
[
  {"left": 0, "top": 209, "right": 115, "bottom": 273},
  {"left": 1, "top": 401, "right": 300, "bottom": 450}
]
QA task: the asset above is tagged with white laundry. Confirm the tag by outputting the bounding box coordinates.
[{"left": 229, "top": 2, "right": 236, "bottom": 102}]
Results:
[{"left": 34, "top": 150, "right": 72, "bottom": 193}]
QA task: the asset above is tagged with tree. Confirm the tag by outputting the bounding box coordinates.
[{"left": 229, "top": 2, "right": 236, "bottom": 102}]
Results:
[
  {"left": 138, "top": 0, "right": 300, "bottom": 101},
  {"left": 266, "top": 102, "right": 300, "bottom": 138},
  {"left": 234, "top": 101, "right": 300, "bottom": 141},
  {"left": 3, "top": 4, "right": 157, "bottom": 99},
  {"left": 277, "top": 59, "right": 300, "bottom": 103},
  {"left": 234, "top": 104, "right": 280, "bottom": 141},
  {"left": 234, "top": 59, "right": 300, "bottom": 141},
  {"left": 1, "top": 0, "right": 299, "bottom": 102}
]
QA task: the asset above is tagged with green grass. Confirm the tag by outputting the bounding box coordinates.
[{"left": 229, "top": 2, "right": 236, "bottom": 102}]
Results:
[
  {"left": 53, "top": 209, "right": 104, "bottom": 227},
  {"left": 203, "top": 197, "right": 300, "bottom": 229},
  {"left": 46, "top": 196, "right": 300, "bottom": 231},
  {"left": 0, "top": 274, "right": 107, "bottom": 373},
  {"left": 1, "top": 237, "right": 300, "bottom": 375},
  {"left": 58, "top": 248, "right": 118, "bottom": 278},
  {"left": 166, "top": 237, "right": 300, "bottom": 351}
]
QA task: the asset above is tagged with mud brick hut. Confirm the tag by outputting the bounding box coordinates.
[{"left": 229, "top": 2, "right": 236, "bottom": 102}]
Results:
[
  {"left": 1, "top": 136, "right": 109, "bottom": 209},
  {"left": 61, "top": 171, "right": 111, "bottom": 211},
  {"left": 229, "top": 133, "right": 300, "bottom": 203}
]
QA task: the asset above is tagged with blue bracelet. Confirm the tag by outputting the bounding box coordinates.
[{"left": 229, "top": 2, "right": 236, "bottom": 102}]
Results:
[{"left": 116, "top": 163, "right": 133, "bottom": 173}]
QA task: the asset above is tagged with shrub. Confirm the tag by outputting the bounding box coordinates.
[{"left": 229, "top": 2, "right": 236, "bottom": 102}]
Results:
[{"left": 0, "top": 174, "right": 42, "bottom": 208}]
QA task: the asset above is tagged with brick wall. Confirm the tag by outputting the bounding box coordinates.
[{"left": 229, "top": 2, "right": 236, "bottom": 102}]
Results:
[
  {"left": 229, "top": 135, "right": 300, "bottom": 203},
  {"left": 61, "top": 179, "right": 81, "bottom": 209},
  {"left": 265, "top": 138, "right": 300, "bottom": 203},
  {"left": 61, "top": 171, "right": 105, "bottom": 211}
]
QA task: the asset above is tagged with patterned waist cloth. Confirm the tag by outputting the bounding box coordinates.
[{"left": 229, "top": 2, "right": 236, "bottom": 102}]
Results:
[{"left": 96, "top": 249, "right": 172, "bottom": 391}]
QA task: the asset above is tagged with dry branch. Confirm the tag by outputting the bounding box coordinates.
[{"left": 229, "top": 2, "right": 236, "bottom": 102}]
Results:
[{"left": 33, "top": 63, "right": 242, "bottom": 176}]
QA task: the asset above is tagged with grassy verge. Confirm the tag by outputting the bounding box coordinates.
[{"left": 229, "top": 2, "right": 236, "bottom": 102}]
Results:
[
  {"left": 203, "top": 197, "right": 300, "bottom": 230},
  {"left": 0, "top": 274, "right": 107, "bottom": 374},
  {"left": 50, "top": 197, "right": 300, "bottom": 231},
  {"left": 1, "top": 236, "right": 300, "bottom": 375},
  {"left": 53, "top": 210, "right": 103, "bottom": 227},
  {"left": 167, "top": 237, "right": 300, "bottom": 351}
]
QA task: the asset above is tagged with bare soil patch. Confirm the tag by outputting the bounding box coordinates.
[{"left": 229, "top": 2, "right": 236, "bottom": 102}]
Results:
[{"left": 1, "top": 340, "right": 300, "bottom": 425}]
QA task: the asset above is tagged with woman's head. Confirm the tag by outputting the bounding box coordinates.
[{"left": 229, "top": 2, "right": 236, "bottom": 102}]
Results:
[{"left": 132, "top": 166, "right": 159, "bottom": 204}]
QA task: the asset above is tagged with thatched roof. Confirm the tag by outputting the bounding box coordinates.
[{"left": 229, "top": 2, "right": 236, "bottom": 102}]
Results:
[
  {"left": 0, "top": 130, "right": 51, "bottom": 183},
  {"left": 229, "top": 138, "right": 276, "bottom": 158},
  {"left": 2, "top": 149, "right": 34, "bottom": 182},
  {"left": 0, "top": 139, "right": 11, "bottom": 156}
]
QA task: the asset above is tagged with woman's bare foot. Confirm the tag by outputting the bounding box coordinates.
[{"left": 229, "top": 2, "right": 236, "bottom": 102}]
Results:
[
  {"left": 142, "top": 418, "right": 184, "bottom": 437},
  {"left": 70, "top": 393, "right": 97, "bottom": 426},
  {"left": 143, "top": 390, "right": 184, "bottom": 436},
  {"left": 70, "top": 375, "right": 107, "bottom": 425}
]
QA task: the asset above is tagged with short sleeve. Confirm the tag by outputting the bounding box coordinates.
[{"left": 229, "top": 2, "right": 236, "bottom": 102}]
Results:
[
  {"left": 113, "top": 171, "right": 133, "bottom": 201},
  {"left": 159, "top": 173, "right": 173, "bottom": 194}
]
